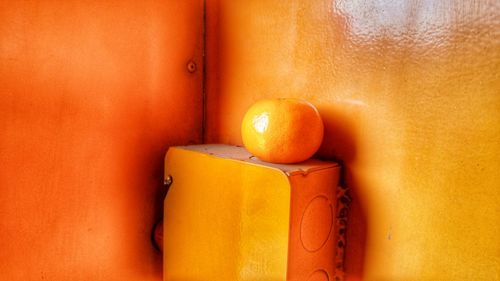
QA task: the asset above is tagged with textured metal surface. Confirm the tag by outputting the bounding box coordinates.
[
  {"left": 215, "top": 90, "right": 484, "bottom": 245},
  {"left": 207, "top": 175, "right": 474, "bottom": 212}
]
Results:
[
  {"left": 205, "top": 0, "right": 500, "bottom": 279},
  {"left": 0, "top": 1, "right": 203, "bottom": 280}
]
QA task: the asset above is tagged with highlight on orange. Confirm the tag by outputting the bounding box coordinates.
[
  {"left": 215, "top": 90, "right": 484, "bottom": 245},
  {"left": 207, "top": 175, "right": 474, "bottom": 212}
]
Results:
[{"left": 241, "top": 98, "right": 324, "bottom": 164}]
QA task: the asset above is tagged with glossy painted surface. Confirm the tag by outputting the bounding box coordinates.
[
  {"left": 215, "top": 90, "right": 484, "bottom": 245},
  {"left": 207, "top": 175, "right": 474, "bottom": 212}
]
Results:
[
  {"left": 205, "top": 0, "right": 500, "bottom": 280},
  {"left": 0, "top": 1, "right": 203, "bottom": 280},
  {"left": 164, "top": 146, "right": 291, "bottom": 280}
]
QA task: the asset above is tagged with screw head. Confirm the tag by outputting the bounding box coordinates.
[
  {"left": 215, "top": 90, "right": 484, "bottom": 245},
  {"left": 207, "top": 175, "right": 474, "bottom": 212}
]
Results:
[
  {"left": 187, "top": 60, "right": 196, "bottom": 73},
  {"left": 163, "top": 175, "right": 173, "bottom": 186}
]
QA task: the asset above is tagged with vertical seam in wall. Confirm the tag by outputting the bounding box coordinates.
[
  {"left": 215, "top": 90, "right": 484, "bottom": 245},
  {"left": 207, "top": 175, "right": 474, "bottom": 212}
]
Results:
[{"left": 201, "top": 0, "right": 207, "bottom": 144}]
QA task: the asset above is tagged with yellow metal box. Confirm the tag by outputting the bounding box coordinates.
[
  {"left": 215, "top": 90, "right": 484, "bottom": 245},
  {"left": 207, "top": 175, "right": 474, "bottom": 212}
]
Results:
[{"left": 164, "top": 144, "right": 345, "bottom": 281}]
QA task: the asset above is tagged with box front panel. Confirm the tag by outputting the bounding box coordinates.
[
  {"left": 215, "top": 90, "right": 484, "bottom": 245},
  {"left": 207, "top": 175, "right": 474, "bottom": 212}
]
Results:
[{"left": 164, "top": 148, "right": 291, "bottom": 281}]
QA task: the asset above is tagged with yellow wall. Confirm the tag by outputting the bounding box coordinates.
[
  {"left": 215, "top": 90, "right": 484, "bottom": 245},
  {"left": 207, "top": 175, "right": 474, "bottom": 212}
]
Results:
[
  {"left": 206, "top": 1, "right": 500, "bottom": 280},
  {"left": 0, "top": 1, "right": 203, "bottom": 280}
]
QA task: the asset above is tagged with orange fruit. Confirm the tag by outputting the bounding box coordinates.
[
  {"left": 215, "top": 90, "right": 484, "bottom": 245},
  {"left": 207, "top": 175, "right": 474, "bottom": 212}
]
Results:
[{"left": 241, "top": 98, "right": 324, "bottom": 164}]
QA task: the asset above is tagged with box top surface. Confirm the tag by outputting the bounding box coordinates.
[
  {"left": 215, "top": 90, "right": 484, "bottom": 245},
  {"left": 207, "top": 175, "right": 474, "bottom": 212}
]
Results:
[{"left": 173, "top": 144, "right": 339, "bottom": 176}]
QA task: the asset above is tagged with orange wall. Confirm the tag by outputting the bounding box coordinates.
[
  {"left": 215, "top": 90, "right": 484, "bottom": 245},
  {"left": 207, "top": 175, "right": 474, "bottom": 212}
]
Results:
[
  {"left": 0, "top": 1, "right": 203, "bottom": 280},
  {"left": 206, "top": 0, "right": 500, "bottom": 280}
]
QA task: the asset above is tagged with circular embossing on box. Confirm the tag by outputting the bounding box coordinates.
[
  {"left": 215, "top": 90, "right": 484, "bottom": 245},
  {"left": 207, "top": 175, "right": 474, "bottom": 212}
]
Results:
[
  {"left": 307, "top": 269, "right": 329, "bottom": 281},
  {"left": 300, "top": 195, "right": 333, "bottom": 252}
]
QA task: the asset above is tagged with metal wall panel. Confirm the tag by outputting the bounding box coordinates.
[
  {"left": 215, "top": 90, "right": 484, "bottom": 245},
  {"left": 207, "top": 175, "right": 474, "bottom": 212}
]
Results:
[
  {"left": 205, "top": 1, "right": 500, "bottom": 279},
  {"left": 0, "top": 1, "right": 203, "bottom": 280}
]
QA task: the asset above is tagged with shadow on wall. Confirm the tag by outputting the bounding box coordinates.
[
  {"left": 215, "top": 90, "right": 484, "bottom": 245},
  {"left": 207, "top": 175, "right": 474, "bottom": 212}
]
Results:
[{"left": 316, "top": 106, "right": 367, "bottom": 280}]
